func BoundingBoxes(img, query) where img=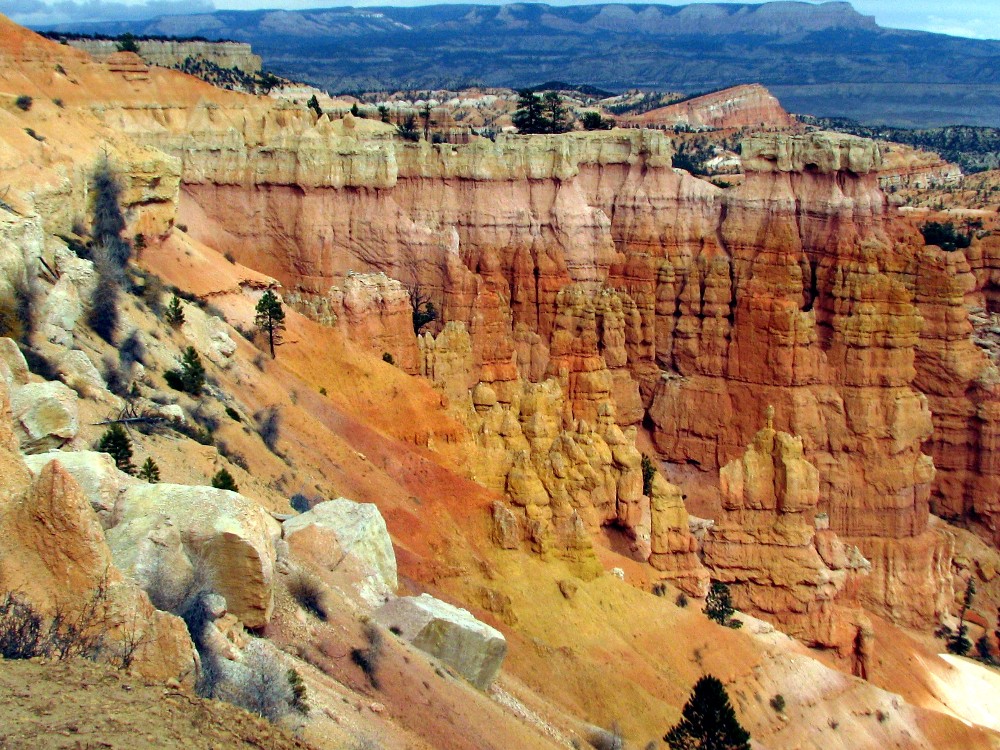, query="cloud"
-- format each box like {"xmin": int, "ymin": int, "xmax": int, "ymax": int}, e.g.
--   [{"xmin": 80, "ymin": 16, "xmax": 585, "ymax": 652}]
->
[
  {"xmin": 923, "ymin": 15, "xmax": 995, "ymax": 40},
  {"xmin": 1, "ymin": 0, "xmax": 215, "ymax": 26}
]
